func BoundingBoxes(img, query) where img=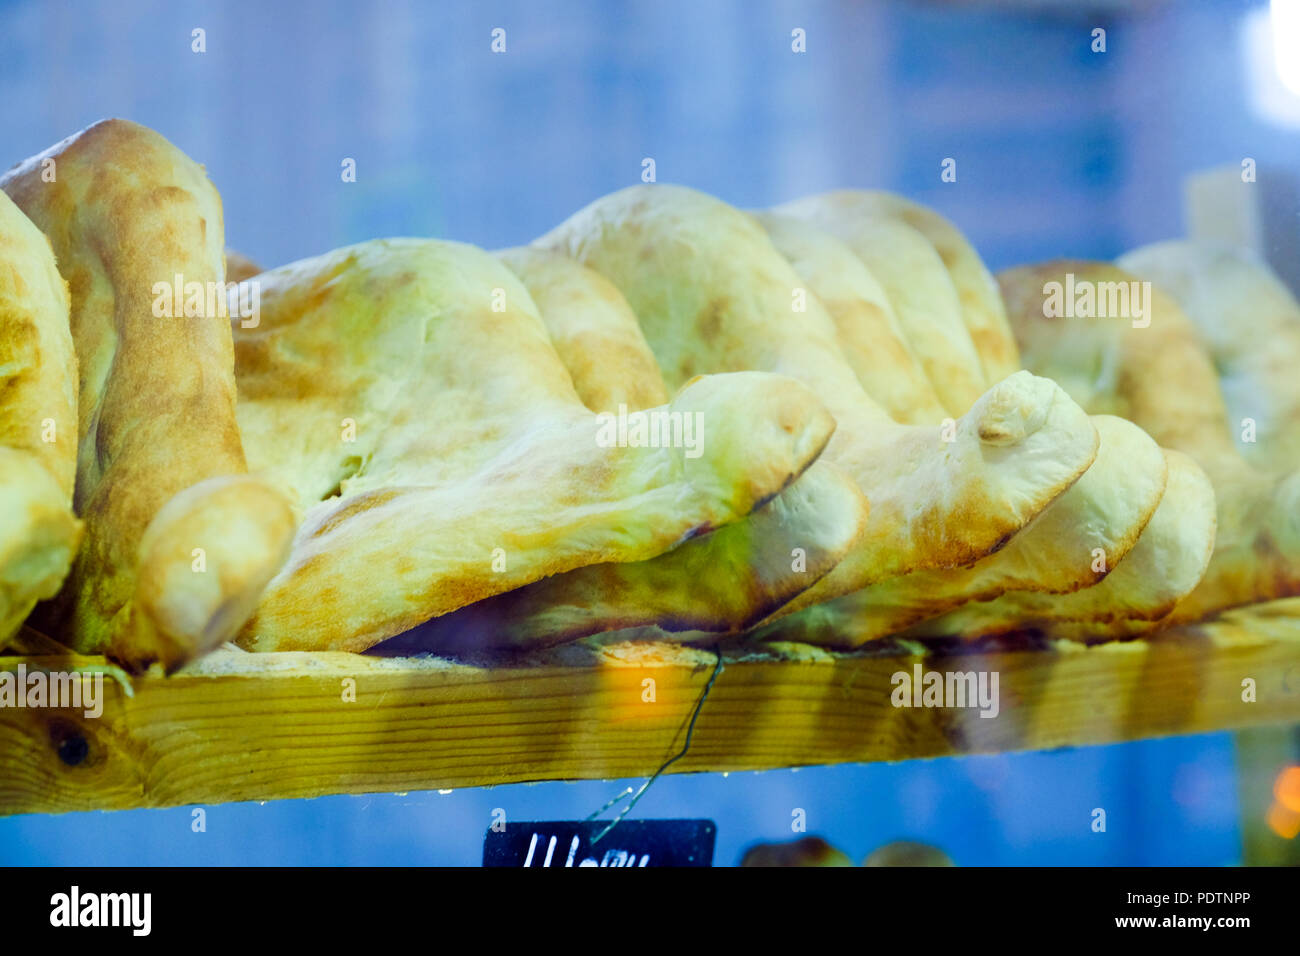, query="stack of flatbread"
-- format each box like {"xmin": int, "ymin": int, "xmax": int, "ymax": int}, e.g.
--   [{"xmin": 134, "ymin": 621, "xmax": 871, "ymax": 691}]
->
[{"xmin": 2, "ymin": 119, "xmax": 1295, "ymax": 672}]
